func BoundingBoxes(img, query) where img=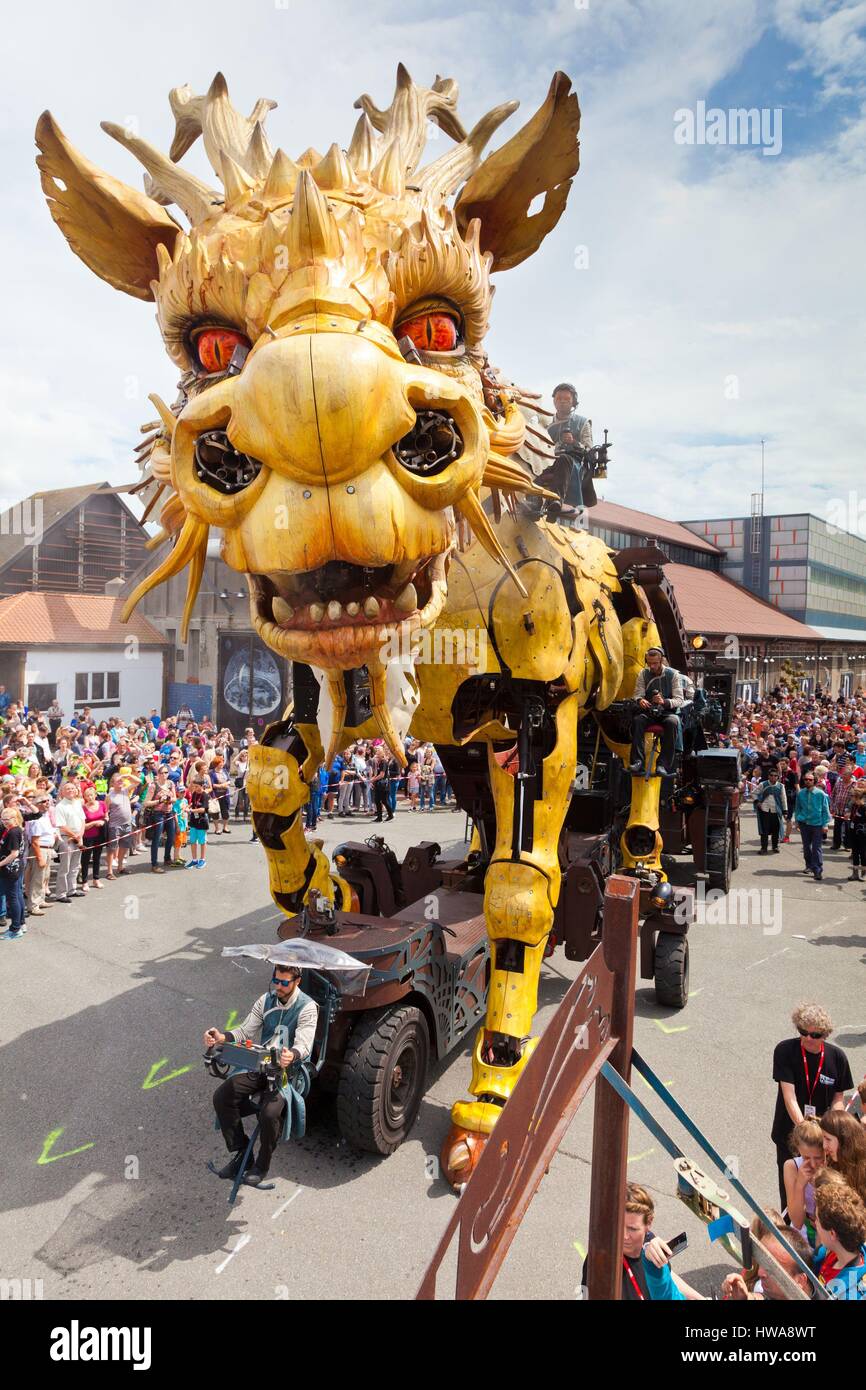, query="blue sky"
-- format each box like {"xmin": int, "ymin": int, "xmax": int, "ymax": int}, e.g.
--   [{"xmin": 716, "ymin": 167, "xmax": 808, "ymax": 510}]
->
[{"xmin": 2, "ymin": 0, "xmax": 864, "ymax": 525}]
